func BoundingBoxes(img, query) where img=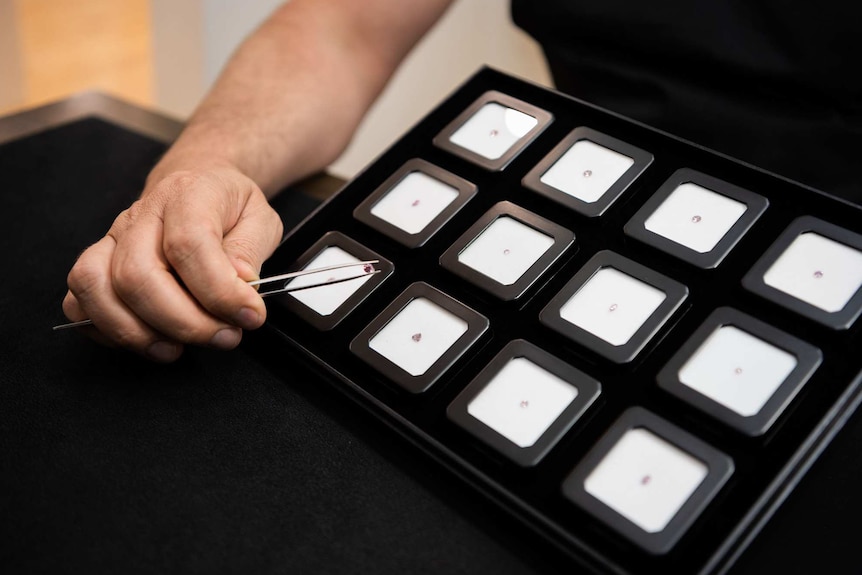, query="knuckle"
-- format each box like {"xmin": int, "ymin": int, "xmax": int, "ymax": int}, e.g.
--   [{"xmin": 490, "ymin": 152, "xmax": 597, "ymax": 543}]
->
[
  {"xmin": 108, "ymin": 206, "xmax": 134, "ymax": 235},
  {"xmin": 163, "ymin": 171, "xmax": 224, "ymax": 208},
  {"xmin": 61, "ymin": 291, "xmax": 82, "ymax": 319},
  {"xmin": 162, "ymin": 171, "xmax": 207, "ymax": 195},
  {"xmin": 149, "ymin": 171, "xmax": 214, "ymax": 214},
  {"xmin": 110, "ymin": 258, "xmax": 151, "ymax": 303},
  {"xmin": 124, "ymin": 200, "xmax": 150, "ymax": 222},
  {"xmin": 163, "ymin": 225, "xmax": 209, "ymax": 267},
  {"xmin": 112, "ymin": 196, "xmax": 162, "ymax": 231},
  {"xmin": 67, "ymin": 252, "xmax": 104, "ymax": 299}
]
